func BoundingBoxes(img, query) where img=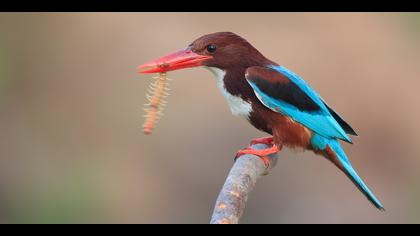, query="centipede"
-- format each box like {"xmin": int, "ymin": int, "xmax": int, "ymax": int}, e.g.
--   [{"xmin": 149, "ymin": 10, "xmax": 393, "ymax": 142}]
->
[{"xmin": 143, "ymin": 72, "xmax": 171, "ymax": 135}]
